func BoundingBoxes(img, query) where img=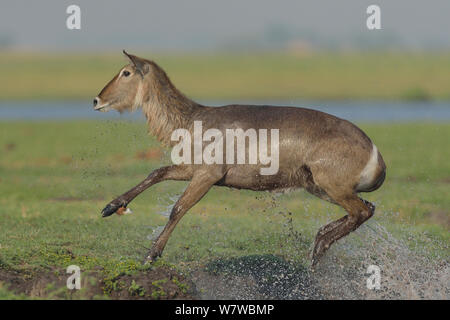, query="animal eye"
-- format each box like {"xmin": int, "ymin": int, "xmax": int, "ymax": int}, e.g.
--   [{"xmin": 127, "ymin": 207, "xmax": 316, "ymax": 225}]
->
[{"xmin": 123, "ymin": 70, "xmax": 130, "ymax": 77}]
